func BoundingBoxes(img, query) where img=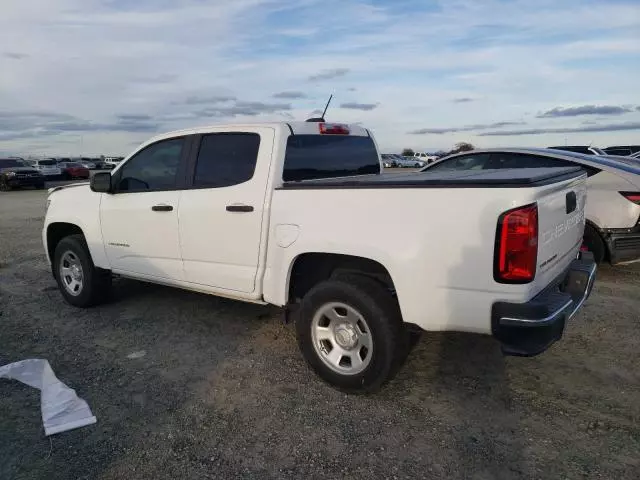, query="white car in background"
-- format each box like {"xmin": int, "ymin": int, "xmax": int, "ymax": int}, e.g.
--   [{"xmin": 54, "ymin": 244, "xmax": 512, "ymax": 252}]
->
[
  {"xmin": 396, "ymin": 156, "xmax": 425, "ymax": 168},
  {"xmin": 103, "ymin": 157, "xmax": 124, "ymax": 169},
  {"xmin": 422, "ymin": 148, "xmax": 640, "ymax": 264},
  {"xmin": 29, "ymin": 159, "xmax": 62, "ymax": 178},
  {"xmin": 414, "ymin": 152, "xmax": 439, "ymax": 163}
]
